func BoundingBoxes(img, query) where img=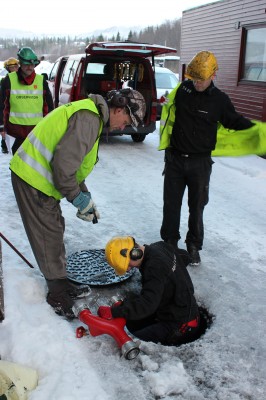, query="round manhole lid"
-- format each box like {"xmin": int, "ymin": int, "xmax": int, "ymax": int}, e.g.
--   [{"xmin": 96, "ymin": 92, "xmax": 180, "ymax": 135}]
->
[{"xmin": 66, "ymin": 249, "xmax": 134, "ymax": 286}]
